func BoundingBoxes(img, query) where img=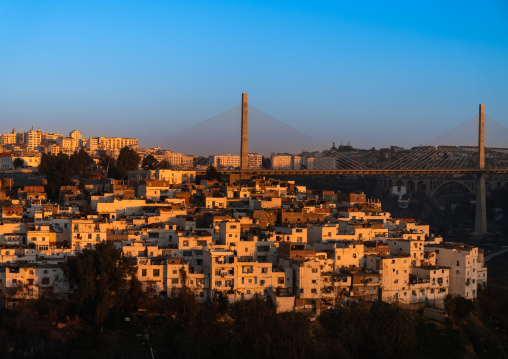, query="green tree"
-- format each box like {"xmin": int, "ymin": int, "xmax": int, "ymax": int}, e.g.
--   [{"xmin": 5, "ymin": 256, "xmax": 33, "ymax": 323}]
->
[
  {"xmin": 38, "ymin": 153, "xmax": 74, "ymax": 199},
  {"xmin": 13, "ymin": 157, "xmax": 24, "ymax": 169},
  {"xmin": 445, "ymin": 294, "xmax": 474, "ymax": 321},
  {"xmin": 159, "ymin": 159, "xmax": 172, "ymax": 169},
  {"xmin": 141, "ymin": 154, "xmax": 159, "ymax": 170},
  {"xmin": 206, "ymin": 164, "xmax": 221, "ymax": 181},
  {"xmin": 115, "ymin": 147, "xmax": 140, "ymax": 178},
  {"xmin": 98, "ymin": 154, "xmax": 115, "ymax": 177},
  {"xmin": 70, "ymin": 148, "xmax": 93, "ymax": 178},
  {"xmin": 63, "ymin": 241, "xmax": 137, "ymax": 324}
]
